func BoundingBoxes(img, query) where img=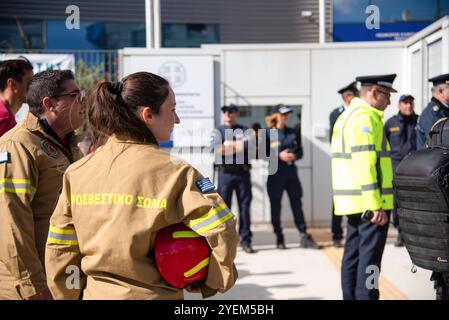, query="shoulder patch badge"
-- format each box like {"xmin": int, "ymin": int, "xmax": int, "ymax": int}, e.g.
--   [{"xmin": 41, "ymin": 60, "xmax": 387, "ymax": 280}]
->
[
  {"xmin": 389, "ymin": 126, "xmax": 400, "ymax": 133},
  {"xmin": 41, "ymin": 140, "xmax": 60, "ymax": 159},
  {"xmin": 0, "ymin": 151, "xmax": 10, "ymax": 164},
  {"xmin": 195, "ymin": 178, "xmax": 216, "ymax": 193},
  {"xmin": 361, "ymin": 126, "xmax": 371, "ymax": 133}
]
